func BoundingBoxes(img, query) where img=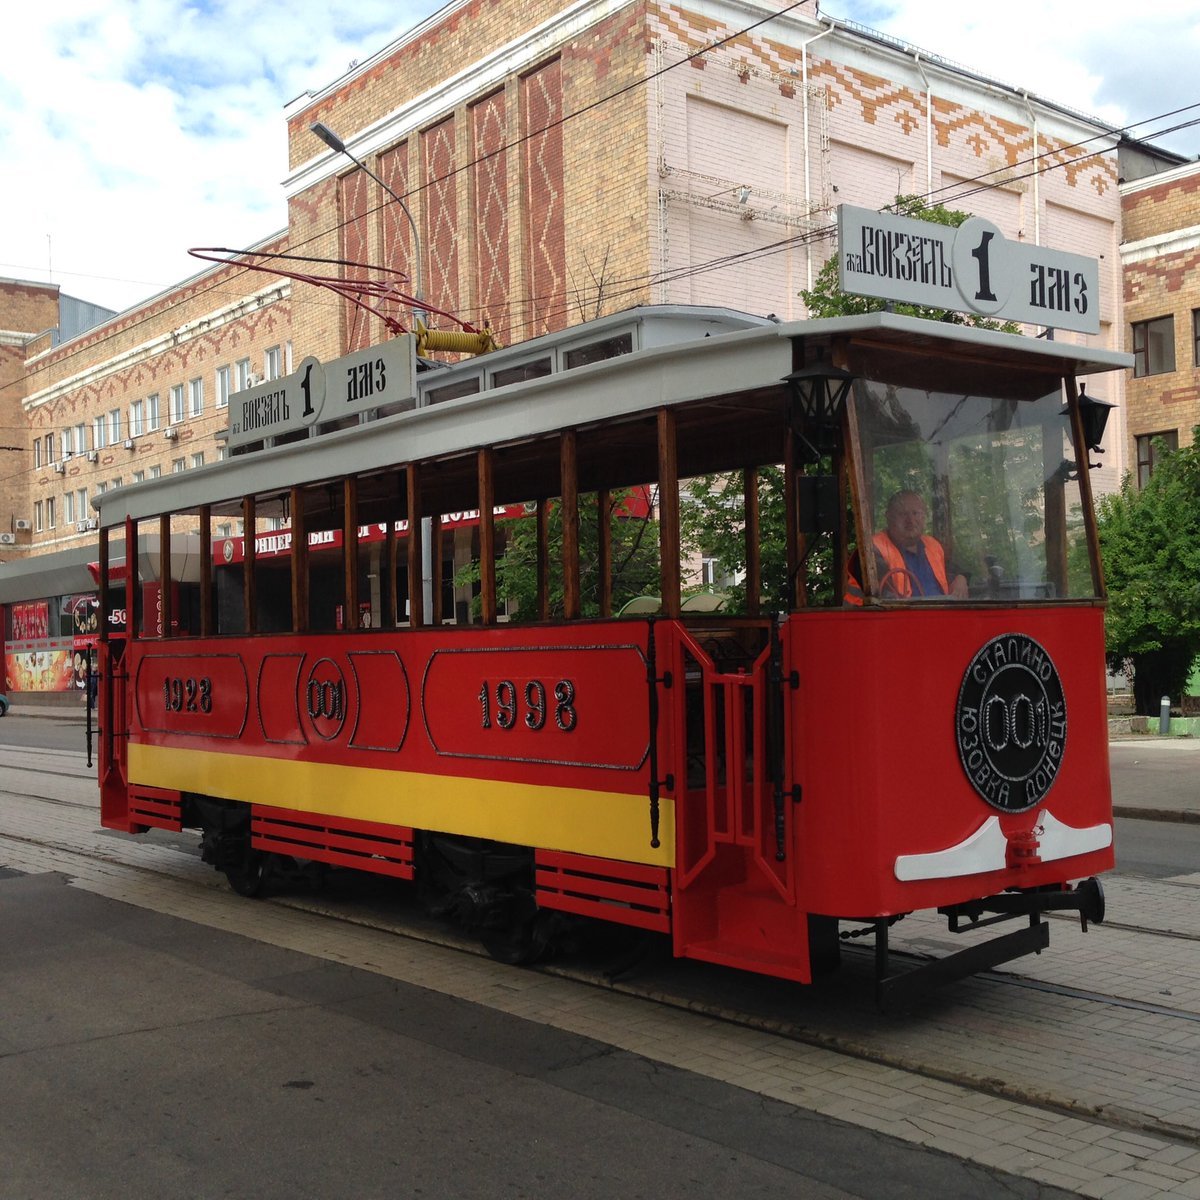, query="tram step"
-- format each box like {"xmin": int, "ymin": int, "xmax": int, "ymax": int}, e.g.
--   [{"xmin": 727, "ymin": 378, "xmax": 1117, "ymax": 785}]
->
[{"xmin": 681, "ymin": 936, "xmax": 810, "ymax": 984}]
